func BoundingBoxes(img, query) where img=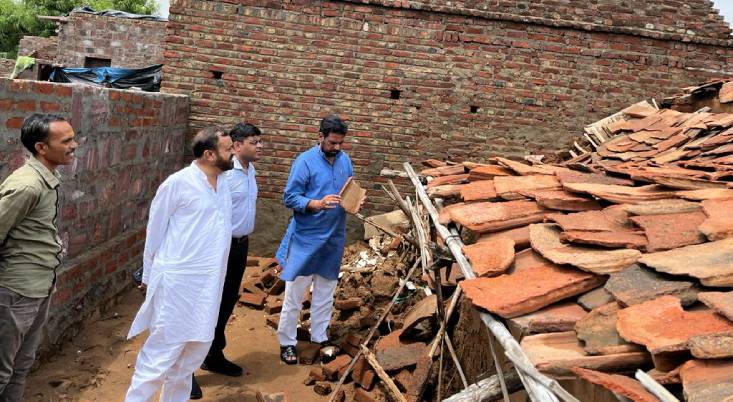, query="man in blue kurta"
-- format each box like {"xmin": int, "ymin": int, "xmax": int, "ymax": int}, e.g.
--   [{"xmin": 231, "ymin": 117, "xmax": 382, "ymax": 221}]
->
[{"xmin": 275, "ymin": 115, "xmax": 353, "ymax": 364}]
